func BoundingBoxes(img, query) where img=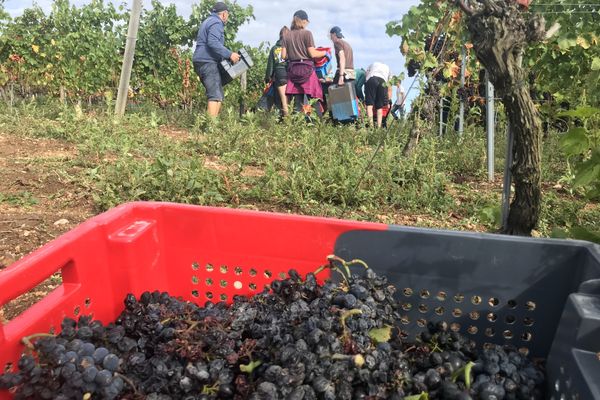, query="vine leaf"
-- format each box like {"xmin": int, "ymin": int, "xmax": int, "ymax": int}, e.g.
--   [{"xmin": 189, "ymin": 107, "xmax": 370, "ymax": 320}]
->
[
  {"xmin": 560, "ymin": 127, "xmax": 589, "ymax": 156},
  {"xmin": 368, "ymin": 325, "xmax": 392, "ymax": 344}
]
